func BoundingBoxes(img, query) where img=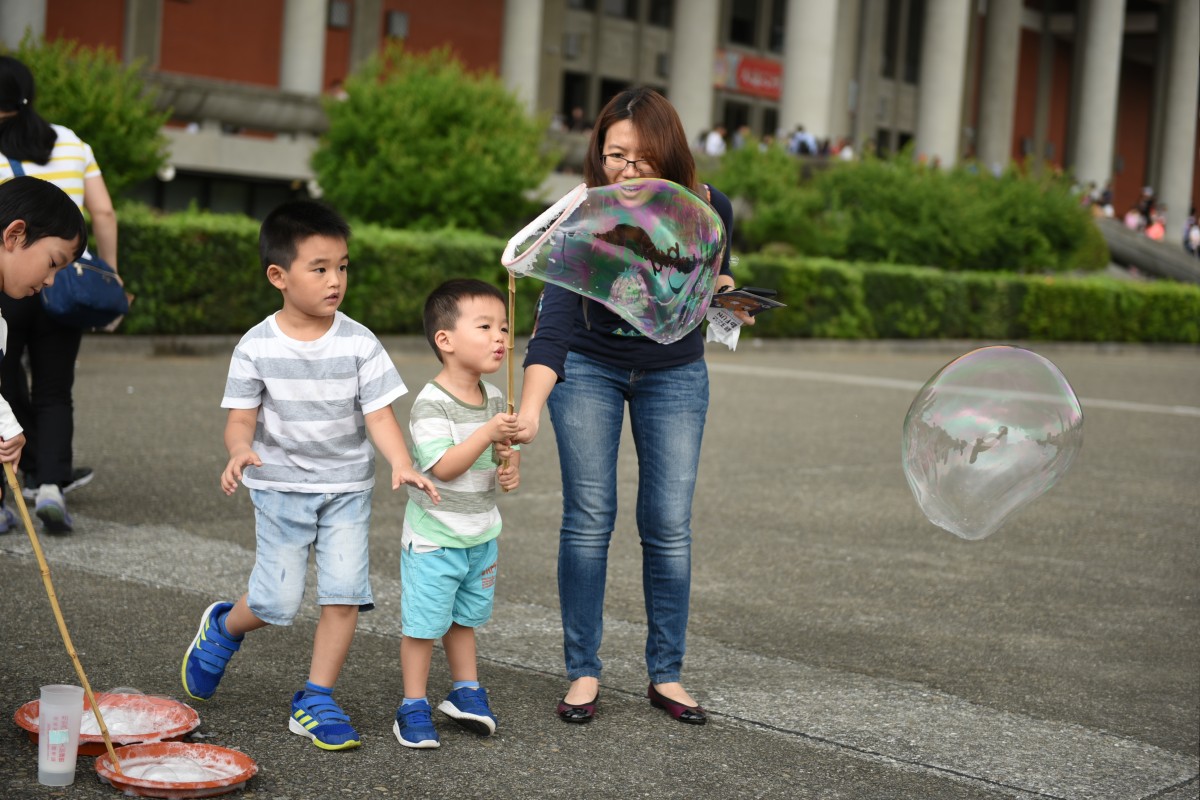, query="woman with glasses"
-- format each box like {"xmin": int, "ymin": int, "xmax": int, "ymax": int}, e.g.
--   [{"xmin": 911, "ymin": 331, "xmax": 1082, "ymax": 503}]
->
[{"xmin": 514, "ymin": 87, "xmax": 750, "ymax": 725}]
